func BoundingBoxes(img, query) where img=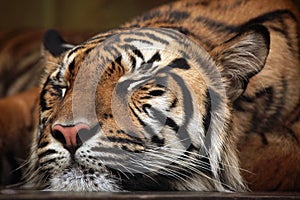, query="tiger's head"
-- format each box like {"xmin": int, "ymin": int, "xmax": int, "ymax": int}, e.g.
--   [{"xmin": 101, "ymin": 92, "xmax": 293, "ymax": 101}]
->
[{"xmin": 25, "ymin": 26, "xmax": 269, "ymax": 192}]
